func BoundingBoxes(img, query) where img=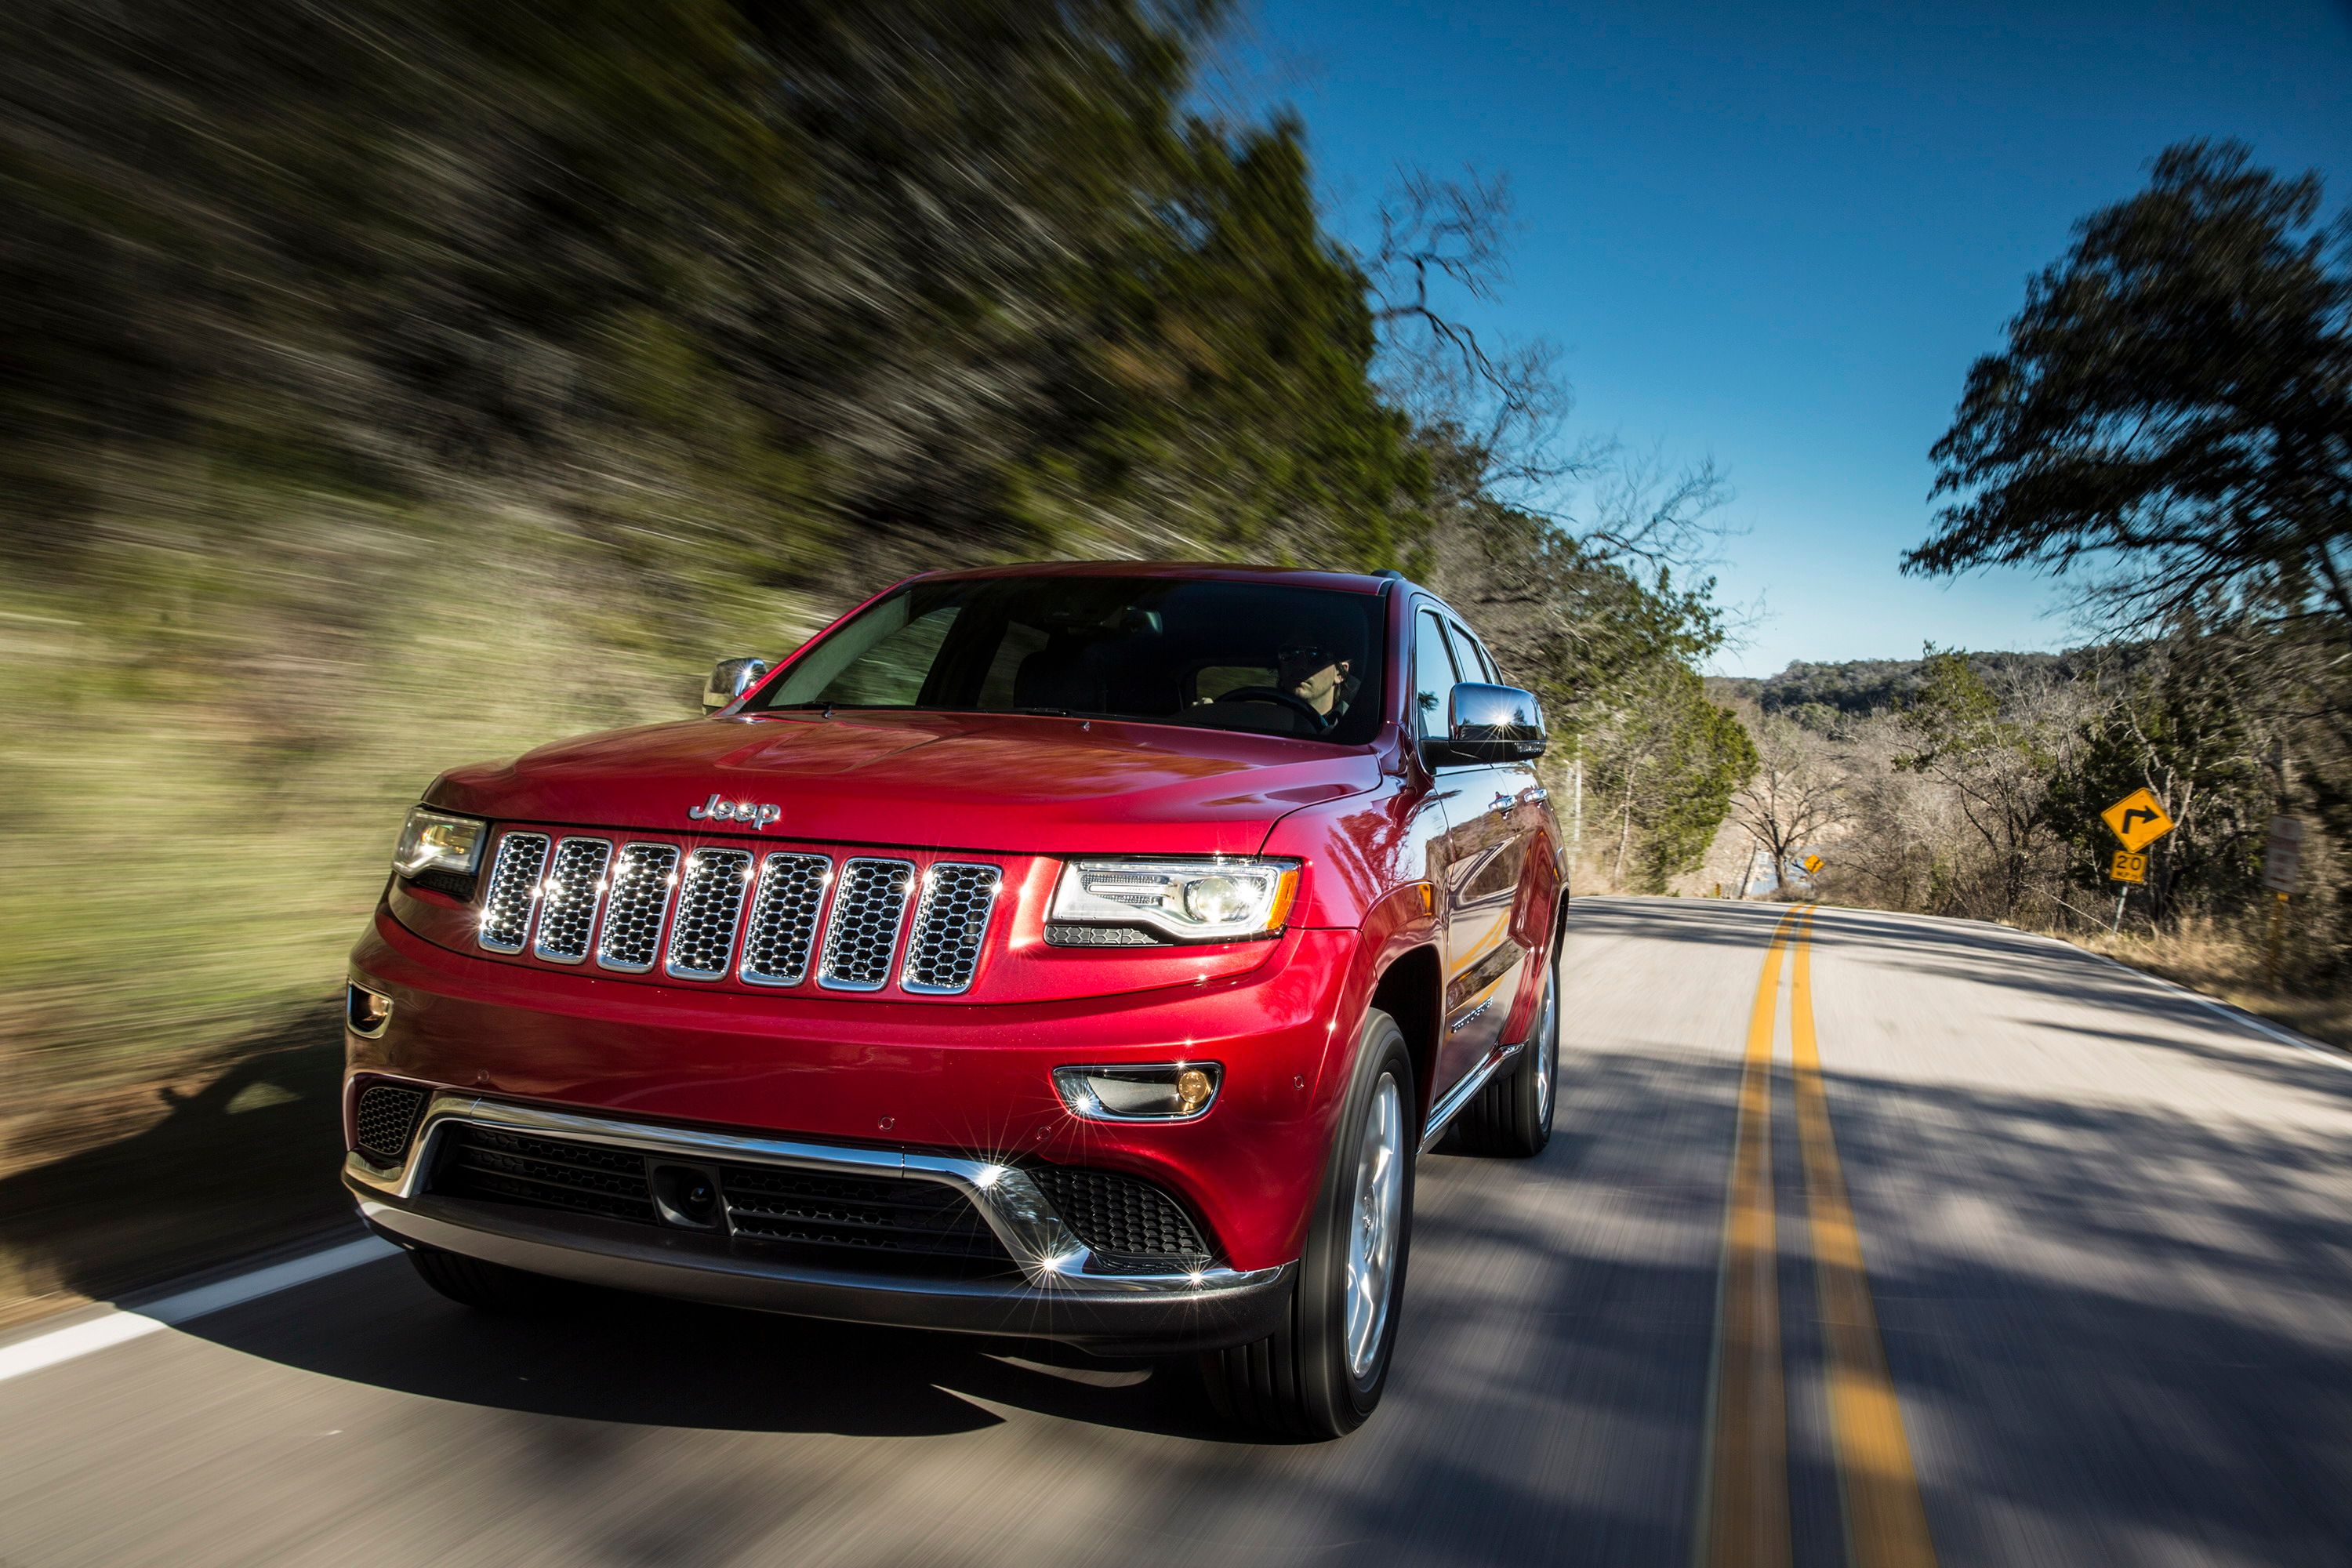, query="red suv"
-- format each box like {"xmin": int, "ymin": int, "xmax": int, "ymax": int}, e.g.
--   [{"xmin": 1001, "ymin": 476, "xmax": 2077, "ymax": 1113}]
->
[{"xmin": 345, "ymin": 563, "xmax": 1564, "ymax": 1436}]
